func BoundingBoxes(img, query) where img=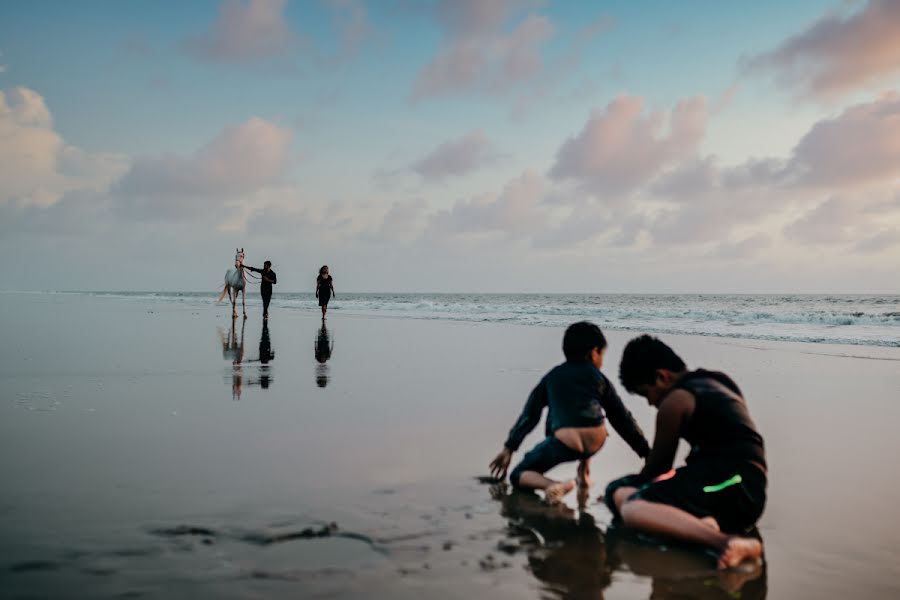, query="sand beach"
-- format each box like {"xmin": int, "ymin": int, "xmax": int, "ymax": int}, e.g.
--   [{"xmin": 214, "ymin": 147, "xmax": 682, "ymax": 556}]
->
[{"xmin": 2, "ymin": 291, "xmax": 899, "ymax": 599}]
